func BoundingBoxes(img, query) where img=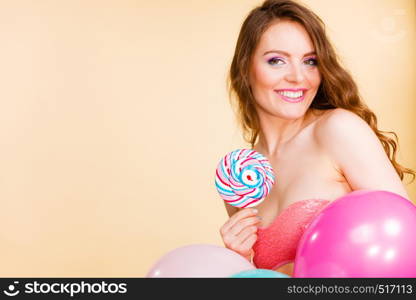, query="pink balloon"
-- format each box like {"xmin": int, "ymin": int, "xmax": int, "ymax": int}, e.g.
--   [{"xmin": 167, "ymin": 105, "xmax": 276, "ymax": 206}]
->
[
  {"xmin": 146, "ymin": 244, "xmax": 256, "ymax": 277},
  {"xmin": 294, "ymin": 190, "xmax": 416, "ymax": 277}
]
